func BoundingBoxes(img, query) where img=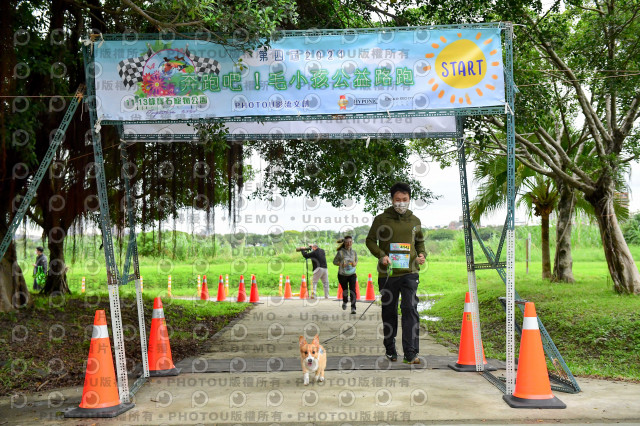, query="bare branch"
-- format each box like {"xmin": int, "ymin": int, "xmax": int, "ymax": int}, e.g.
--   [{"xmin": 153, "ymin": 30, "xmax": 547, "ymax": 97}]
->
[
  {"xmin": 488, "ymin": 117, "xmax": 595, "ymax": 193},
  {"xmin": 466, "ymin": 138, "xmax": 556, "ymax": 179},
  {"xmin": 523, "ymin": 16, "xmax": 613, "ymax": 152},
  {"xmin": 121, "ymin": 0, "xmax": 165, "ymax": 30},
  {"xmin": 518, "ymin": 155, "xmax": 556, "ymax": 178},
  {"xmin": 567, "ymin": 126, "xmax": 586, "ymax": 154},
  {"xmin": 466, "ymin": 143, "xmax": 508, "ymax": 157},
  {"xmin": 484, "ymin": 120, "xmax": 557, "ymax": 178},
  {"xmin": 612, "ymin": 4, "xmax": 640, "ymax": 37},
  {"xmin": 556, "ymin": 88, "xmax": 574, "ymax": 153},
  {"xmin": 515, "ymin": 140, "xmax": 558, "ymax": 178},
  {"xmin": 536, "ymin": 125, "xmax": 596, "ymax": 186},
  {"xmin": 535, "ymin": 127, "xmax": 560, "ymax": 164},
  {"xmin": 619, "ymin": 95, "xmax": 640, "ymax": 138},
  {"xmin": 119, "ymin": 0, "xmax": 204, "ymax": 31},
  {"xmin": 511, "ymin": 140, "xmax": 563, "ymax": 179},
  {"xmin": 25, "ymin": 211, "xmax": 44, "ymax": 229},
  {"xmin": 570, "ymin": 122, "xmax": 591, "ymax": 155},
  {"xmin": 574, "ymin": 4, "xmax": 605, "ymax": 15},
  {"xmin": 620, "ymin": 155, "xmax": 640, "ymax": 164},
  {"xmin": 535, "ymin": 0, "xmax": 563, "ymax": 25},
  {"xmin": 173, "ymin": 20, "xmax": 205, "ymax": 28},
  {"xmin": 351, "ymin": 0, "xmax": 397, "ymax": 19},
  {"xmin": 573, "ymin": 135, "xmax": 587, "ymax": 162}
]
